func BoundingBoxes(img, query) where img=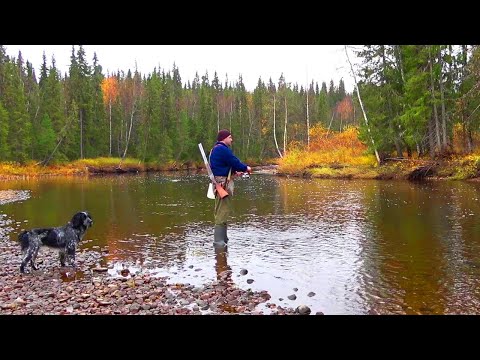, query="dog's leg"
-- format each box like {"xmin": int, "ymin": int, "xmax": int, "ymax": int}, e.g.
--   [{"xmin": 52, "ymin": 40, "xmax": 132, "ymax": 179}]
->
[
  {"xmin": 20, "ymin": 249, "xmax": 31, "ymax": 273},
  {"xmin": 66, "ymin": 243, "xmax": 76, "ymax": 268},
  {"xmin": 30, "ymin": 244, "xmax": 40, "ymax": 270},
  {"xmin": 20, "ymin": 243, "xmax": 39, "ymax": 273},
  {"xmin": 59, "ymin": 251, "xmax": 66, "ymax": 267}
]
